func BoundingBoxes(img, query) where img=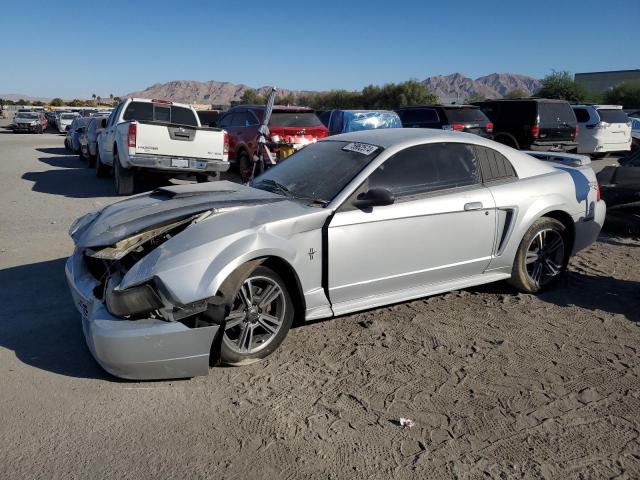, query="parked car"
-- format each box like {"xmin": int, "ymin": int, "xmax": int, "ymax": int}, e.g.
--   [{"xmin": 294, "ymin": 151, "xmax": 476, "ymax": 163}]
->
[
  {"xmin": 97, "ymin": 97, "xmax": 229, "ymax": 194},
  {"xmin": 396, "ymin": 104, "xmax": 493, "ymax": 138},
  {"xmin": 65, "ymin": 117, "xmax": 91, "ymax": 152},
  {"xmin": 318, "ymin": 110, "xmax": 402, "ymax": 135},
  {"xmin": 474, "ymin": 99, "xmax": 578, "ymax": 152},
  {"xmin": 217, "ymin": 105, "xmax": 328, "ymax": 181},
  {"xmin": 66, "ymin": 128, "xmax": 604, "ymax": 379},
  {"xmin": 79, "ymin": 116, "xmax": 109, "ymax": 165},
  {"xmin": 58, "ymin": 112, "xmax": 80, "ymax": 134},
  {"xmin": 571, "ymin": 105, "xmax": 631, "ymax": 158},
  {"xmin": 631, "ymin": 117, "xmax": 640, "ymax": 150},
  {"xmin": 12, "ymin": 111, "xmax": 47, "ymax": 133}
]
